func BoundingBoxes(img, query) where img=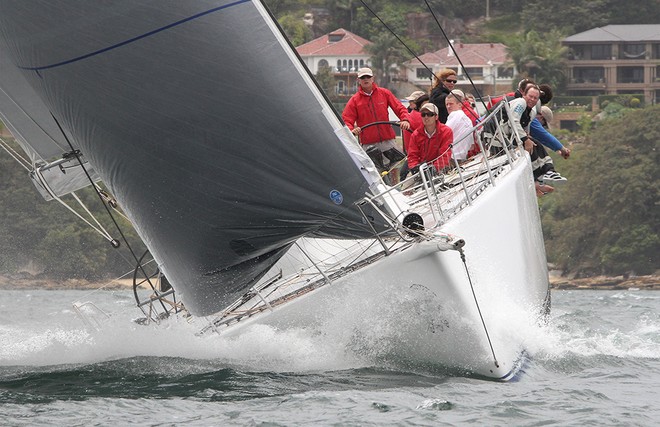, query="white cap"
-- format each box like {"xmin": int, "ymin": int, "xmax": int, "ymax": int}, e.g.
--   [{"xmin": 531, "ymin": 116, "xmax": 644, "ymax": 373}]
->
[
  {"xmin": 405, "ymin": 90, "xmax": 426, "ymax": 101},
  {"xmin": 420, "ymin": 103, "xmax": 439, "ymax": 115},
  {"xmin": 357, "ymin": 67, "xmax": 373, "ymax": 78}
]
